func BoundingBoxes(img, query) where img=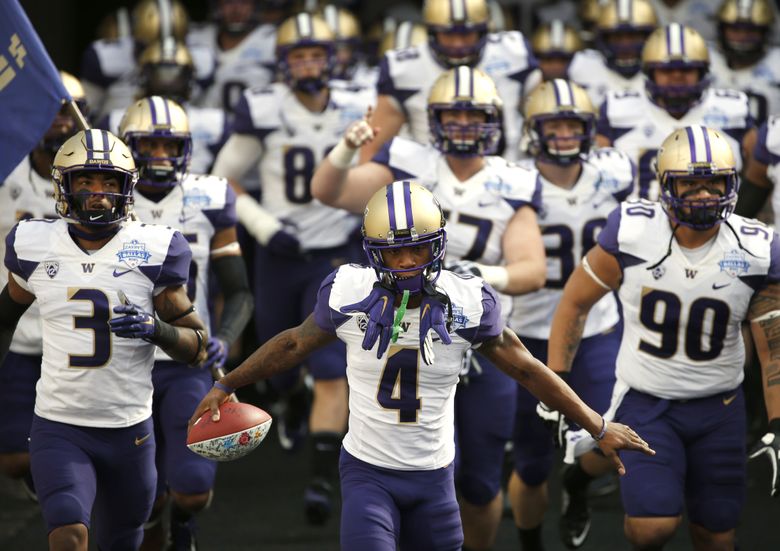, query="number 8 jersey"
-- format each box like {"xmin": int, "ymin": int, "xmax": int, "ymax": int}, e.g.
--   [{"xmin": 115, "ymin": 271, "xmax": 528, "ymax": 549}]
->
[
  {"xmin": 233, "ymin": 82, "xmax": 374, "ymax": 249},
  {"xmin": 599, "ymin": 201, "xmax": 780, "ymax": 399}
]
